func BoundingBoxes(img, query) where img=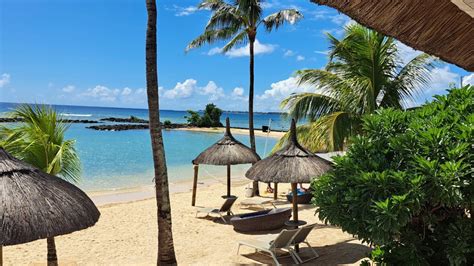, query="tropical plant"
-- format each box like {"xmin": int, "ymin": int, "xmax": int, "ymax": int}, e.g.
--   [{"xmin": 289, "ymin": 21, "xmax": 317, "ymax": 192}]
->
[
  {"xmin": 0, "ymin": 104, "xmax": 81, "ymax": 266},
  {"xmin": 186, "ymin": 0, "xmax": 302, "ymax": 195},
  {"xmin": 145, "ymin": 0, "xmax": 177, "ymax": 264},
  {"xmin": 278, "ymin": 23, "xmax": 436, "ymax": 152},
  {"xmin": 312, "ymin": 86, "xmax": 474, "ymax": 265},
  {"xmin": 186, "ymin": 103, "xmax": 223, "ymax": 127}
]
